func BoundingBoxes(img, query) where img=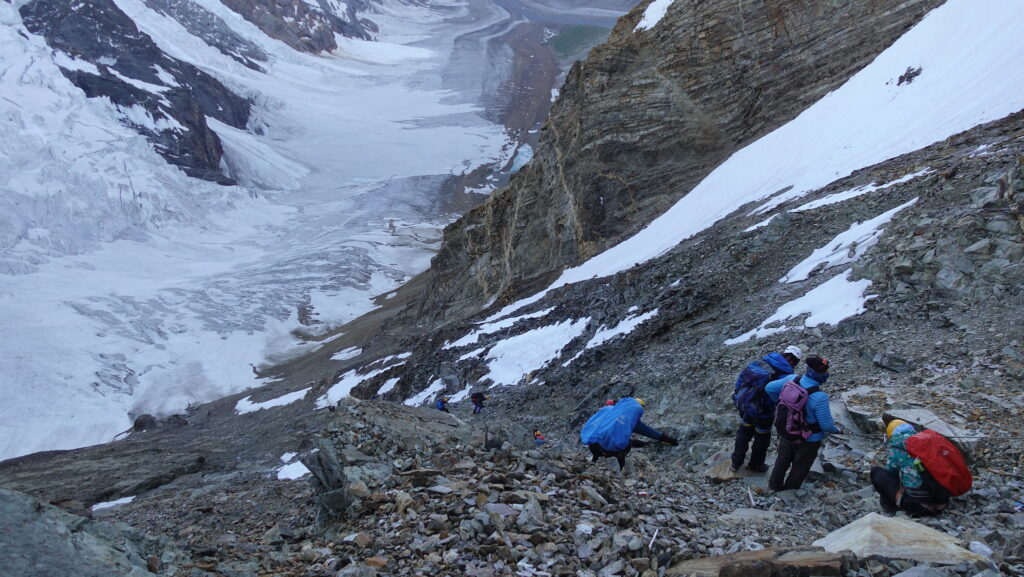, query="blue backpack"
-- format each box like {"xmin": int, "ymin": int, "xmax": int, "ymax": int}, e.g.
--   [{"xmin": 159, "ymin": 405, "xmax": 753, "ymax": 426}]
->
[
  {"xmin": 580, "ymin": 398, "xmax": 644, "ymax": 452},
  {"xmin": 733, "ymin": 357, "xmax": 788, "ymax": 419}
]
